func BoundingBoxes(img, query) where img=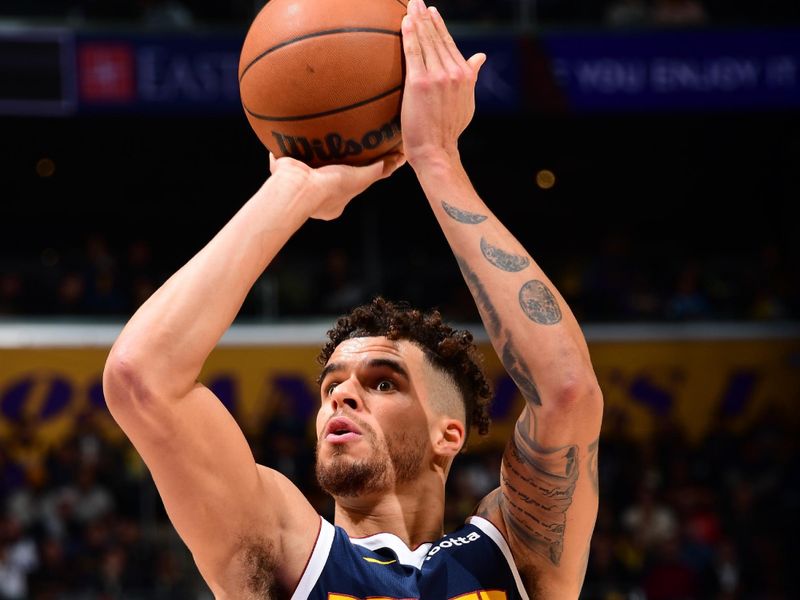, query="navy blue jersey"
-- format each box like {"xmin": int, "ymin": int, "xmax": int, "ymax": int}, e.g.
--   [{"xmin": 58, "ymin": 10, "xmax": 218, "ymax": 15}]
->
[{"xmin": 291, "ymin": 516, "xmax": 529, "ymax": 600}]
